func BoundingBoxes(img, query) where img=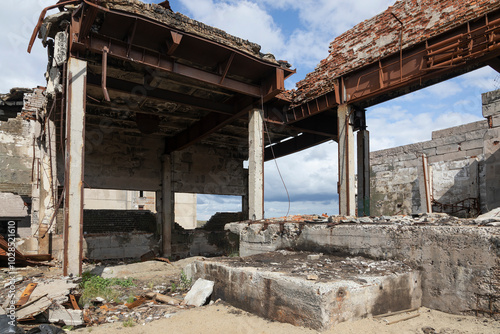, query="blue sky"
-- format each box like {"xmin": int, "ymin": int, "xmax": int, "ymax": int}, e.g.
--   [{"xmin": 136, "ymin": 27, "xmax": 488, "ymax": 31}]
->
[{"xmin": 0, "ymin": 0, "xmax": 497, "ymax": 220}]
